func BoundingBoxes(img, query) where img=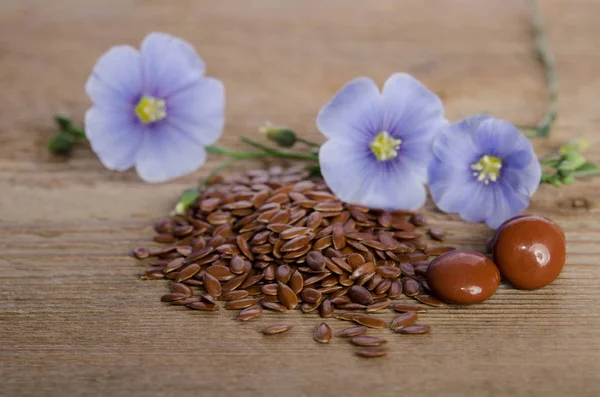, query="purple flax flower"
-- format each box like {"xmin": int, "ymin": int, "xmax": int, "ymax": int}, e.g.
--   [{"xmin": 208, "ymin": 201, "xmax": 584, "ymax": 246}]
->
[
  {"xmin": 428, "ymin": 115, "xmax": 541, "ymax": 229},
  {"xmin": 85, "ymin": 32, "xmax": 225, "ymax": 183},
  {"xmin": 316, "ymin": 73, "xmax": 446, "ymax": 210}
]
